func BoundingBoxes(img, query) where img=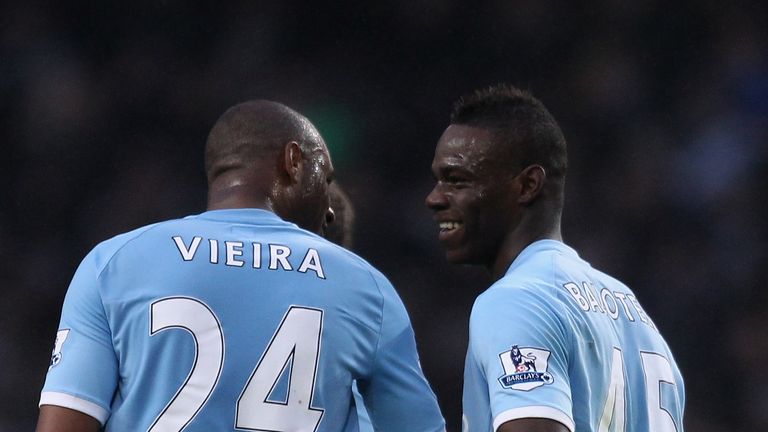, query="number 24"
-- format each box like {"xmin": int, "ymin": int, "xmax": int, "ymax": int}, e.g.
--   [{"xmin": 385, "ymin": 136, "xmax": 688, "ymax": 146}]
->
[{"xmin": 148, "ymin": 297, "xmax": 324, "ymax": 432}]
